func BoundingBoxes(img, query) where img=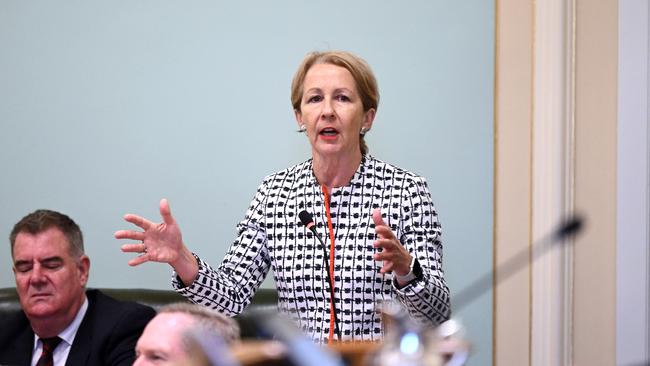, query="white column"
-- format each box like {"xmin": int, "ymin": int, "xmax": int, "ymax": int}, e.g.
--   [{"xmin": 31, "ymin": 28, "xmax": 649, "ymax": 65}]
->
[{"xmin": 531, "ymin": 0, "xmax": 575, "ymax": 365}]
